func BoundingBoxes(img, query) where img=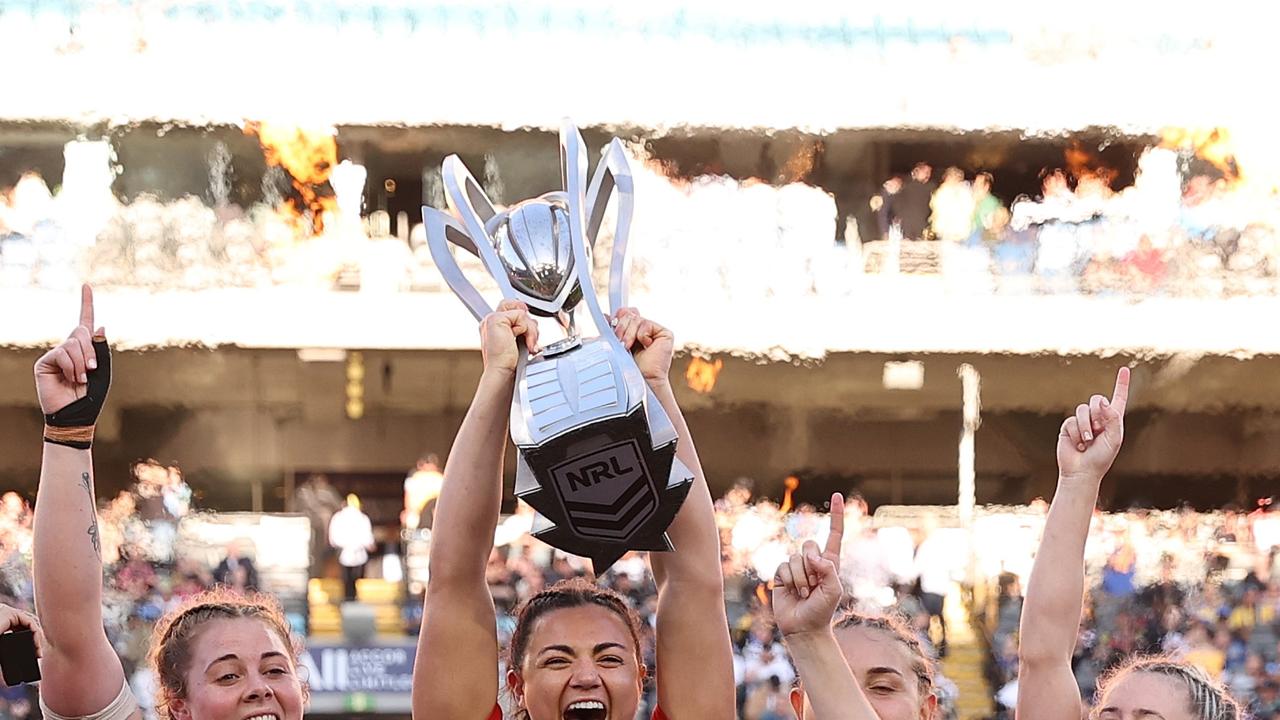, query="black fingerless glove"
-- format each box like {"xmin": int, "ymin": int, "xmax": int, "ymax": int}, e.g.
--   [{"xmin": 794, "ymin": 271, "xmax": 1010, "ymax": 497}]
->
[{"xmin": 44, "ymin": 338, "xmax": 112, "ymax": 450}]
